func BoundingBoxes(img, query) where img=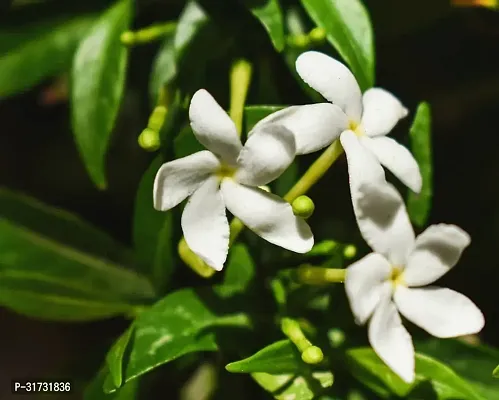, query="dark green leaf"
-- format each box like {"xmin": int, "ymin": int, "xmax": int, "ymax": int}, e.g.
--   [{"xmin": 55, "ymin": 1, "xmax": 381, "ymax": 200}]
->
[
  {"xmin": 0, "ymin": 15, "xmax": 95, "ymax": 98},
  {"xmin": 132, "ymin": 156, "xmax": 174, "ymax": 291},
  {"xmin": 226, "ymin": 340, "xmax": 301, "ymax": 374},
  {"xmin": 252, "ymin": 370, "xmax": 334, "ymax": 400},
  {"xmin": 0, "ymin": 190, "xmax": 155, "ymax": 321},
  {"xmin": 149, "ymin": 31, "xmax": 176, "ymax": 106},
  {"xmin": 220, "ymin": 244, "xmax": 255, "ymax": 296},
  {"xmin": 274, "ymin": 161, "xmax": 298, "ymax": 197},
  {"xmin": 106, "ymin": 325, "xmax": 135, "ymax": 389},
  {"xmin": 174, "ymin": 124, "xmax": 204, "ymax": 158},
  {"xmin": 71, "ymin": 0, "xmax": 132, "ymax": 189},
  {"xmin": 493, "ymin": 365, "xmax": 499, "ymax": 379},
  {"xmin": 300, "ymin": 0, "xmax": 374, "ymax": 90},
  {"xmin": 346, "ymin": 347, "xmax": 484, "ymax": 400},
  {"xmin": 174, "ymin": 1, "xmax": 210, "ymax": 56},
  {"xmin": 84, "ymin": 368, "xmax": 139, "ymax": 400},
  {"xmin": 244, "ymin": 105, "xmax": 286, "ymax": 133},
  {"xmin": 243, "ymin": 0, "xmax": 285, "ymax": 51},
  {"xmin": 114, "ymin": 288, "xmax": 251, "ymax": 390},
  {"xmin": 417, "ymin": 339, "xmax": 499, "ymax": 398},
  {"xmin": 407, "ymin": 102, "xmax": 433, "ymax": 227}
]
